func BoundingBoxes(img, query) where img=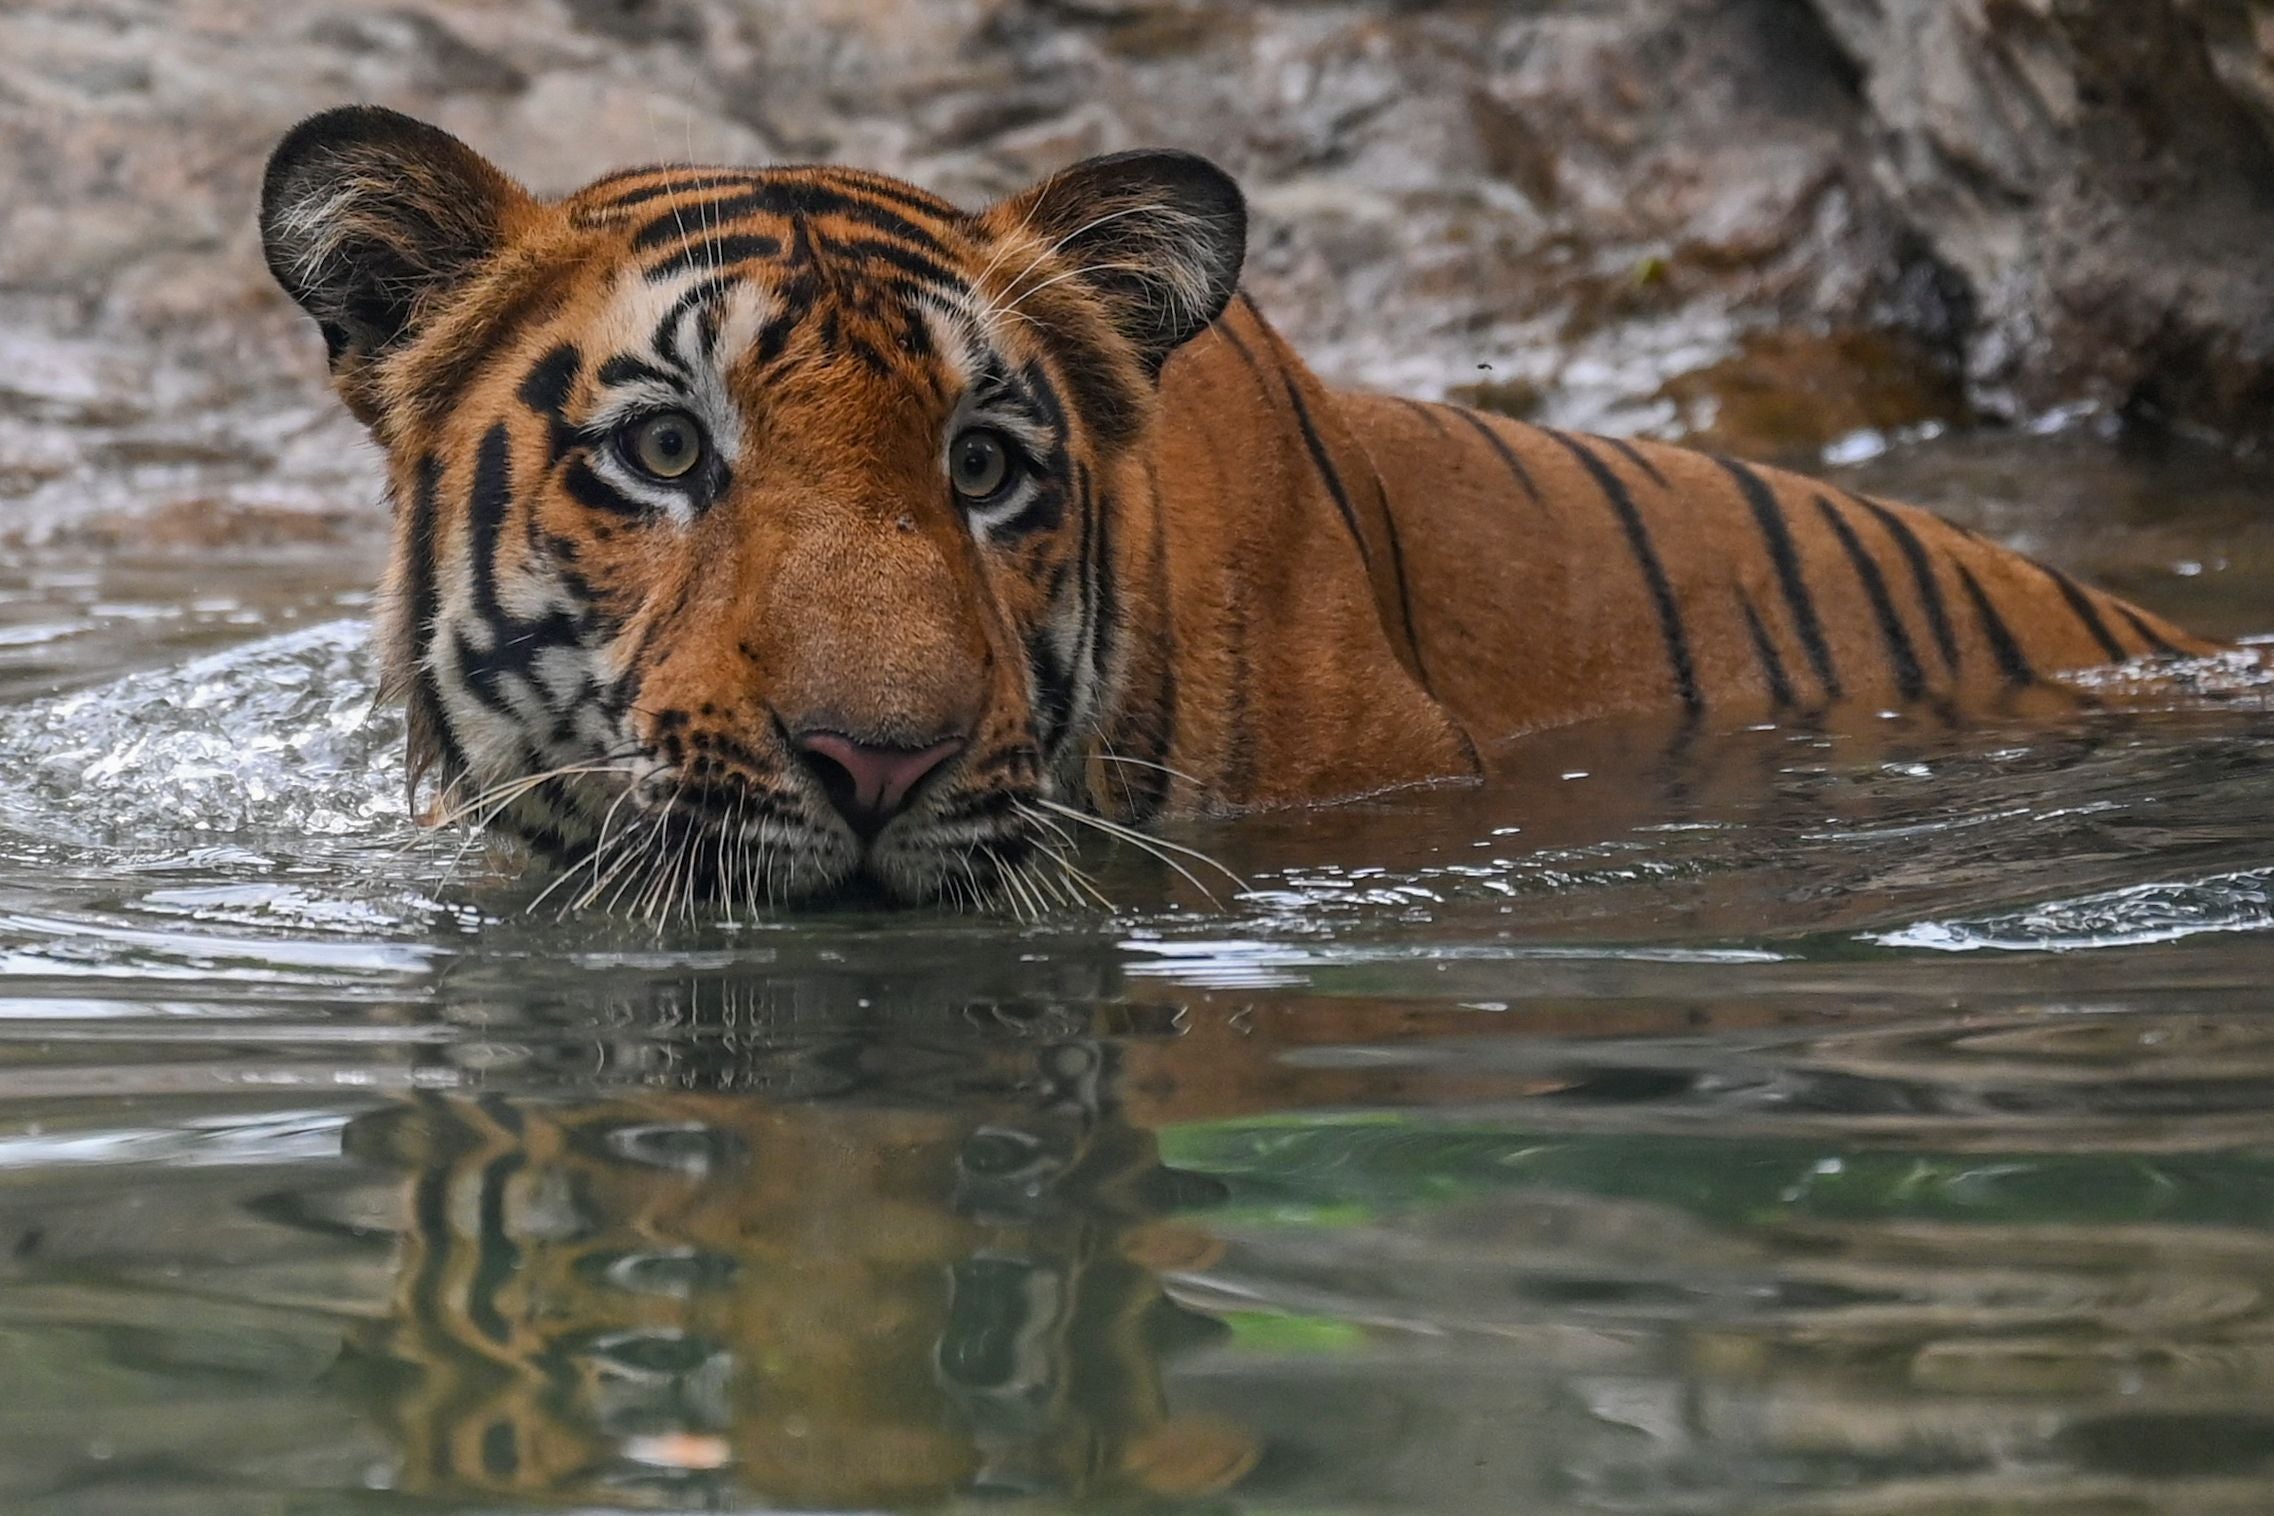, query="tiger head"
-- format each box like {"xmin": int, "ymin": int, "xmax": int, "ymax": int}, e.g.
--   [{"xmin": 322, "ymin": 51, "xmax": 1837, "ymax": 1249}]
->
[{"xmin": 258, "ymin": 106, "xmax": 1244, "ymax": 907}]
